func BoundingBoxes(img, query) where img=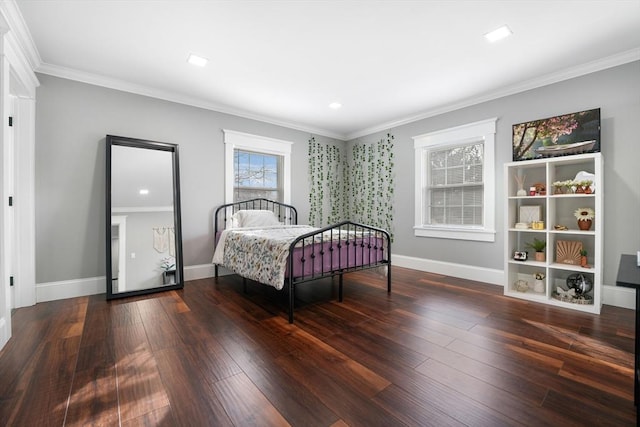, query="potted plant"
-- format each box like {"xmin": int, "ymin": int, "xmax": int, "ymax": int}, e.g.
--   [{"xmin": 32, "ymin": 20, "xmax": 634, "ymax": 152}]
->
[
  {"xmin": 580, "ymin": 249, "xmax": 588, "ymax": 268},
  {"xmin": 574, "ymin": 207, "xmax": 595, "ymax": 231},
  {"xmin": 533, "ymin": 272, "xmax": 545, "ymax": 293},
  {"xmin": 525, "ymin": 238, "xmax": 546, "ymax": 262},
  {"xmin": 552, "ymin": 181, "xmax": 565, "ymax": 194},
  {"xmin": 564, "ymin": 180, "xmax": 576, "ymax": 194},
  {"xmin": 578, "ymin": 180, "xmax": 593, "ymax": 194}
]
